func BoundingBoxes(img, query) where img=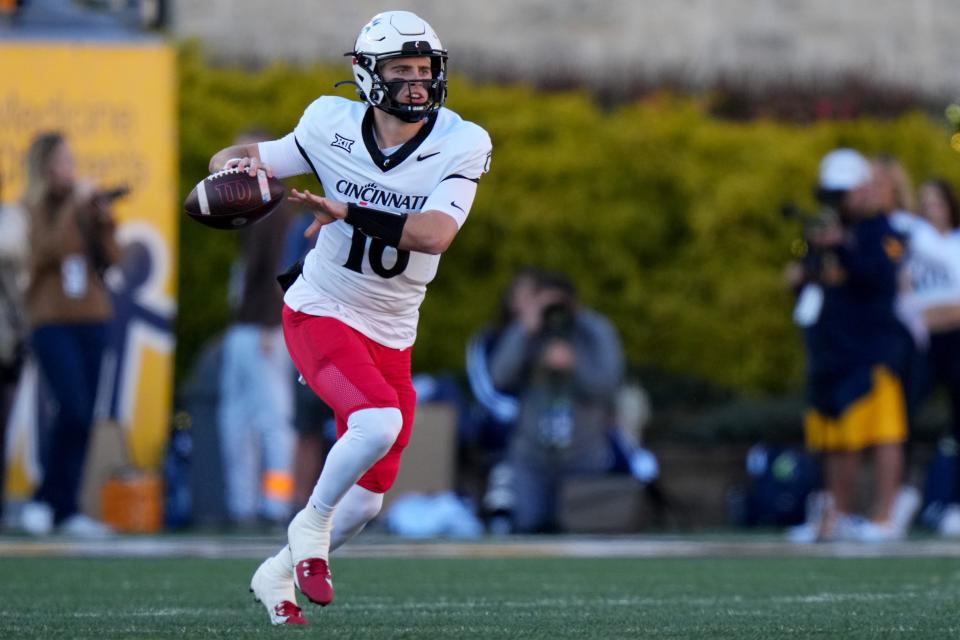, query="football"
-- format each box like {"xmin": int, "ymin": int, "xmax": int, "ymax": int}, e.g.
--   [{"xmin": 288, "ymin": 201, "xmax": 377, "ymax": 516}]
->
[{"xmin": 184, "ymin": 167, "xmax": 285, "ymax": 230}]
